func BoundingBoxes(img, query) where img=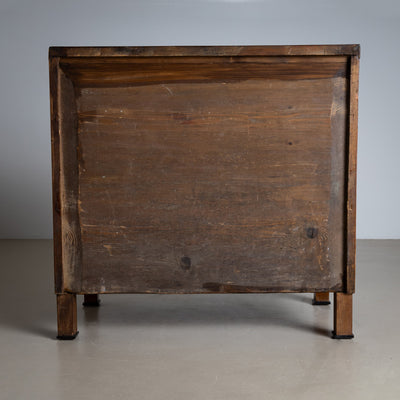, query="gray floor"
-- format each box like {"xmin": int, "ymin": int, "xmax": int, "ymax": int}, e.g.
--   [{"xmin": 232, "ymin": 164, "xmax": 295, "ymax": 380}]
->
[{"xmin": 0, "ymin": 240, "xmax": 399, "ymax": 399}]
